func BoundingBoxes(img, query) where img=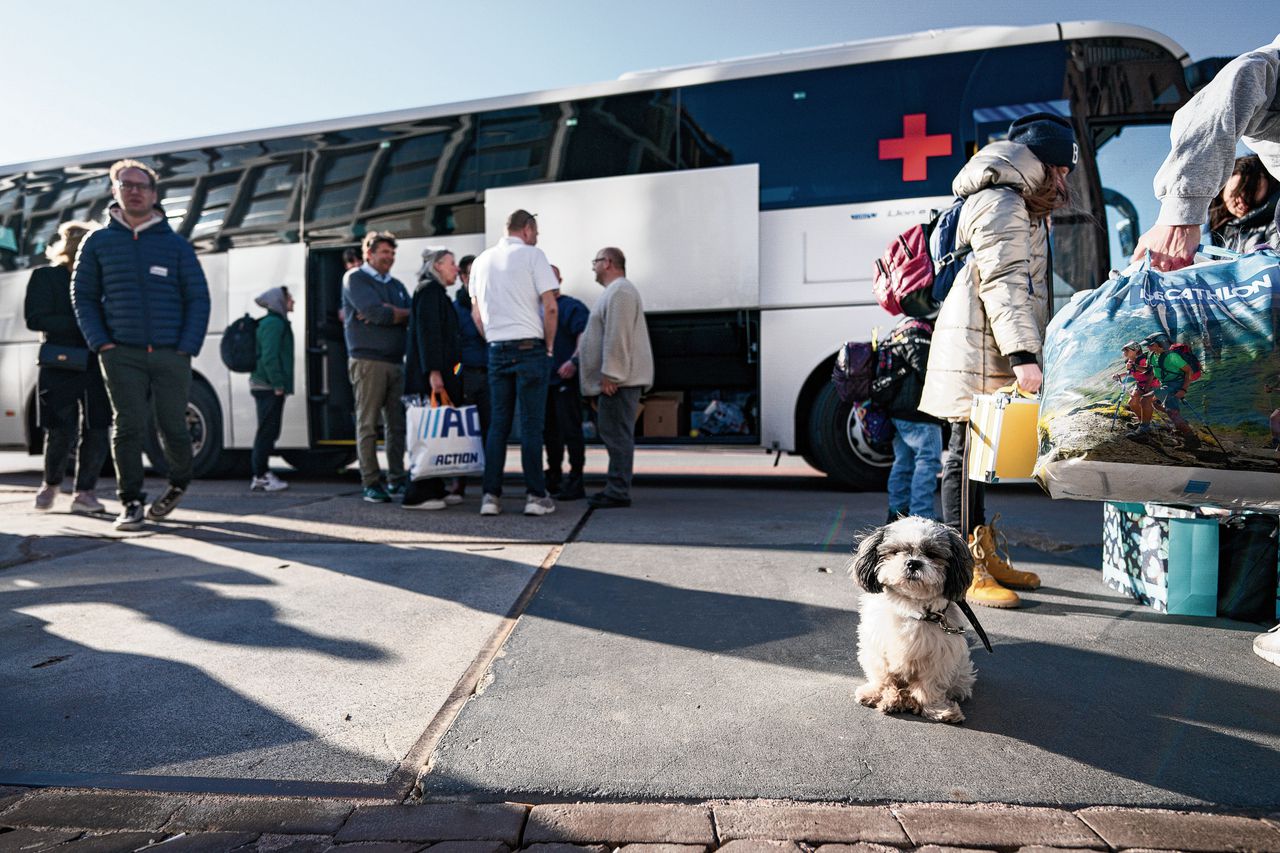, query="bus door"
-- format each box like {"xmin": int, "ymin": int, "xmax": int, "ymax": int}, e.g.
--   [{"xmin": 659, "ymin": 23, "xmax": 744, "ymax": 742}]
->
[{"xmin": 304, "ymin": 246, "xmax": 357, "ymax": 448}]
